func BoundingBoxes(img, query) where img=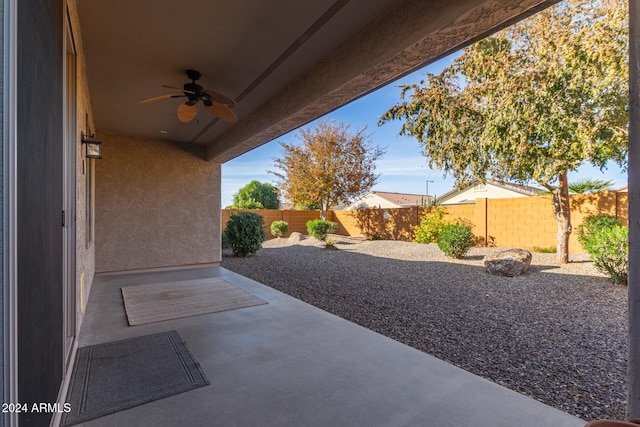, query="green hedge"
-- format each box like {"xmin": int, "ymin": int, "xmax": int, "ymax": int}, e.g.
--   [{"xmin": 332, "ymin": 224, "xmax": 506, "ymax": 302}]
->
[
  {"xmin": 437, "ymin": 224, "xmax": 473, "ymax": 258},
  {"xmin": 306, "ymin": 219, "xmax": 338, "ymax": 241},
  {"xmin": 224, "ymin": 212, "xmax": 266, "ymax": 256}
]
